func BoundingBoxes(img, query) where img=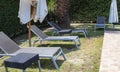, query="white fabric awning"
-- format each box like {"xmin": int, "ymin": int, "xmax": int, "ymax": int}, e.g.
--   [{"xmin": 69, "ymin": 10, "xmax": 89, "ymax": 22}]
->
[
  {"xmin": 35, "ymin": 0, "xmax": 48, "ymax": 23},
  {"xmin": 108, "ymin": 0, "xmax": 119, "ymax": 23},
  {"xmin": 18, "ymin": 0, "xmax": 48, "ymax": 24}
]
